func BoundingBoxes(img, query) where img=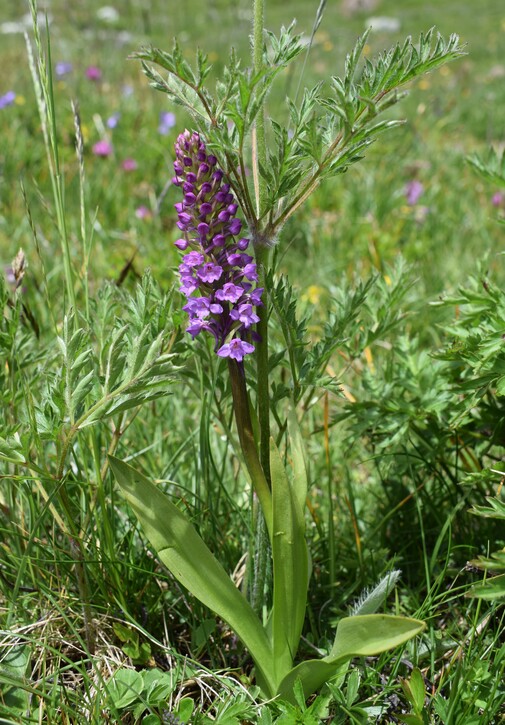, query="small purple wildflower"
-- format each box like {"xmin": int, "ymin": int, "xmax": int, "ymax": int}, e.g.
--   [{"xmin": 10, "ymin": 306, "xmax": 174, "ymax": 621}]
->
[
  {"xmin": 172, "ymin": 129, "xmax": 263, "ymax": 359},
  {"xmin": 405, "ymin": 180, "xmax": 424, "ymax": 206},
  {"xmin": 106, "ymin": 112, "xmax": 121, "ymax": 129},
  {"xmin": 158, "ymin": 111, "xmax": 176, "ymax": 135},
  {"xmin": 55, "ymin": 62, "xmax": 73, "ymax": 77},
  {"xmin": 92, "ymin": 140, "xmax": 113, "ymax": 157},
  {"xmin": 0, "ymin": 91, "xmax": 16, "ymax": 109},
  {"xmin": 86, "ymin": 65, "xmax": 102, "ymax": 81}
]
